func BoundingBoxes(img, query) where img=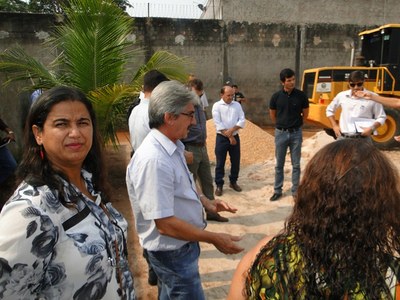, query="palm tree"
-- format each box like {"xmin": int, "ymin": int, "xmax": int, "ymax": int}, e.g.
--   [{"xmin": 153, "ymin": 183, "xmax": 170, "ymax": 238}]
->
[{"xmin": 0, "ymin": 0, "xmax": 192, "ymax": 145}]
